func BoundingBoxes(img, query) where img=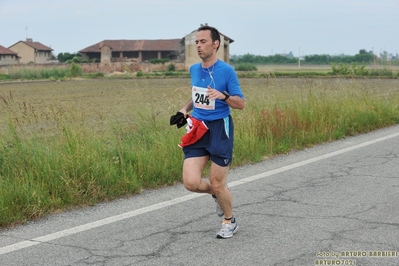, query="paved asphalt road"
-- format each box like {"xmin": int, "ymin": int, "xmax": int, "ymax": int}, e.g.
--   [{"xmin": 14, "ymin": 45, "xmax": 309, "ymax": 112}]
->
[{"xmin": 1, "ymin": 125, "xmax": 399, "ymax": 266}]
